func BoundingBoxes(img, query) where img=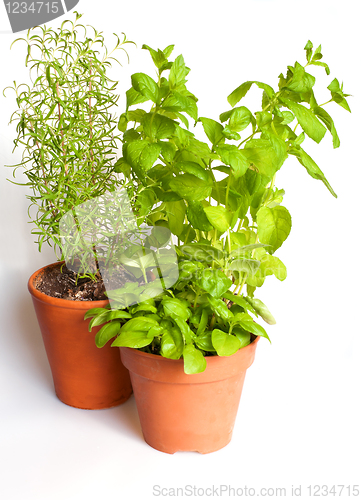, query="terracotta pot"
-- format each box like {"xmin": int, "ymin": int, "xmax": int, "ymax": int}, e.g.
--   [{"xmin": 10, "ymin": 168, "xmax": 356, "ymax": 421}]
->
[
  {"xmin": 120, "ymin": 336, "xmax": 259, "ymax": 454},
  {"xmin": 28, "ymin": 262, "xmax": 132, "ymax": 409}
]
